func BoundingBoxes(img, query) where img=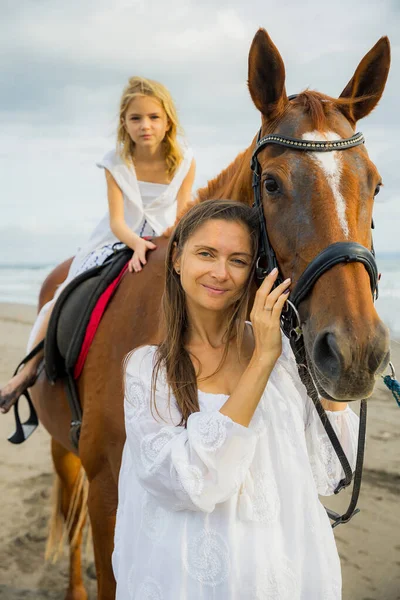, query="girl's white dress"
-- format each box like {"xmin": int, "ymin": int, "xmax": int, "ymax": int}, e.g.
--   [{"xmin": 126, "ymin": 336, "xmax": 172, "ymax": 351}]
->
[
  {"xmin": 113, "ymin": 334, "xmax": 359, "ymax": 600},
  {"xmin": 27, "ymin": 147, "xmax": 193, "ymax": 350}
]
